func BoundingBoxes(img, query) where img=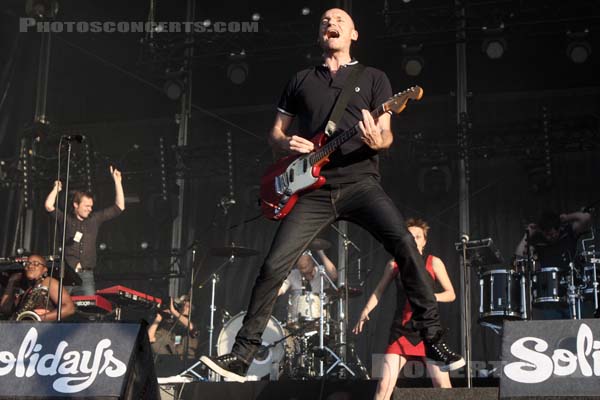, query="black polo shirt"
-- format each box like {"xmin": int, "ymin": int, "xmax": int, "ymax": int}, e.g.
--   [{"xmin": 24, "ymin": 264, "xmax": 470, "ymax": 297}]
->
[
  {"xmin": 277, "ymin": 61, "xmax": 393, "ymax": 184},
  {"xmin": 50, "ymin": 205, "xmax": 122, "ymax": 271}
]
